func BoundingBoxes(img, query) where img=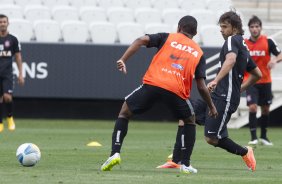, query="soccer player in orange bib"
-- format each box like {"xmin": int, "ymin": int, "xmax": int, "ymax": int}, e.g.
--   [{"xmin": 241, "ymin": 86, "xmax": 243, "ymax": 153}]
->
[
  {"xmin": 101, "ymin": 15, "xmax": 218, "ymax": 174},
  {"xmin": 244, "ymin": 16, "xmax": 282, "ymax": 146}
]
